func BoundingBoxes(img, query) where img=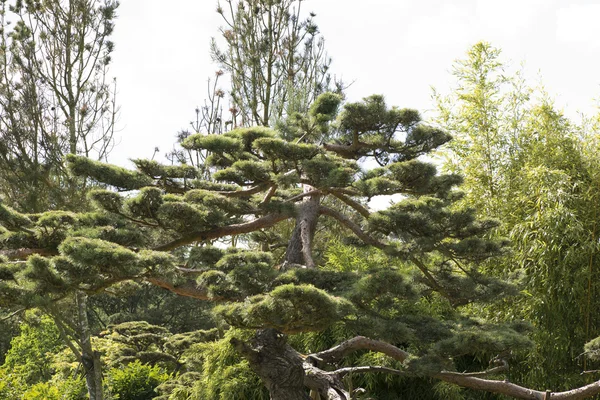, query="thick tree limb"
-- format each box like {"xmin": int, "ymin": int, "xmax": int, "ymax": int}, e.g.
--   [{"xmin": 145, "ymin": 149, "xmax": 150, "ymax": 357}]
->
[
  {"xmin": 154, "ymin": 212, "xmax": 293, "ymax": 251},
  {"xmin": 308, "ymin": 335, "xmax": 600, "ymax": 399},
  {"xmin": 309, "ymin": 335, "xmax": 410, "ymax": 365}
]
